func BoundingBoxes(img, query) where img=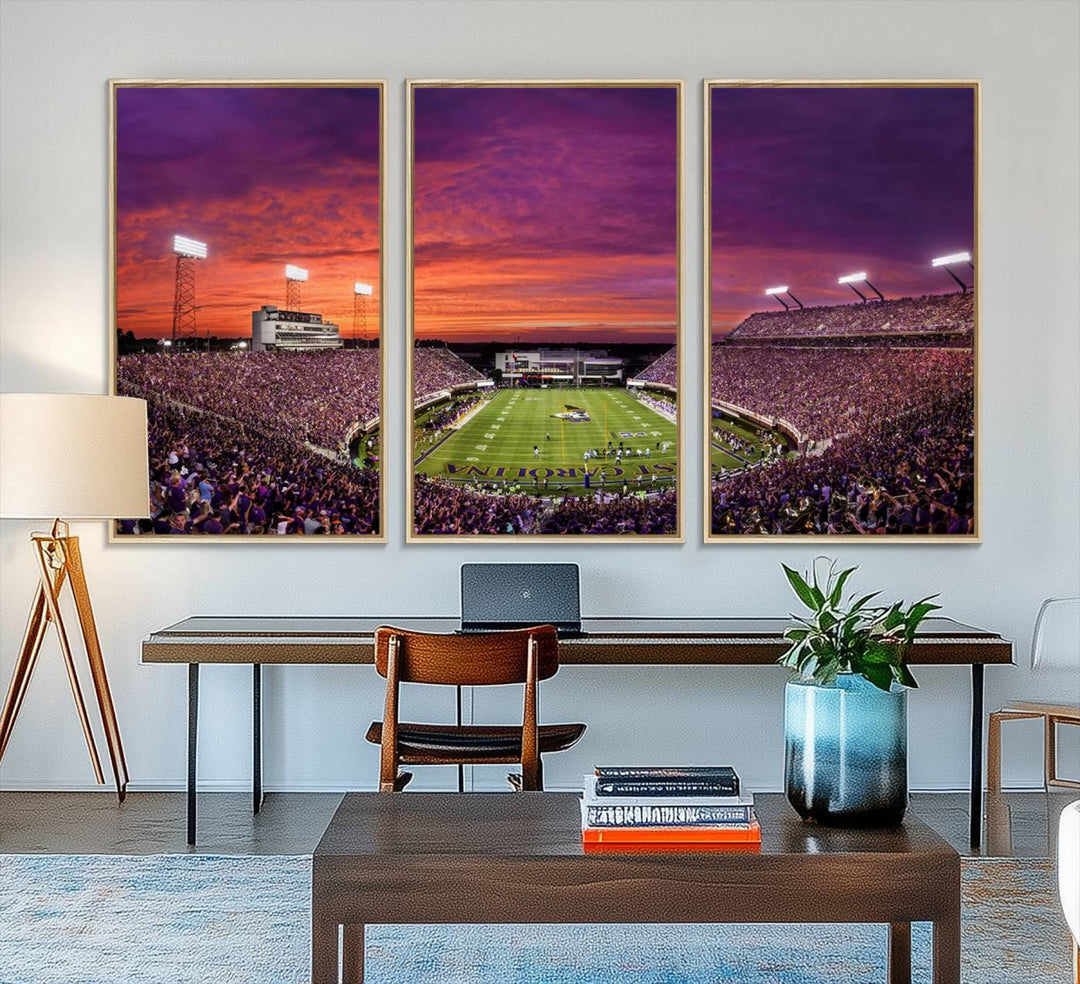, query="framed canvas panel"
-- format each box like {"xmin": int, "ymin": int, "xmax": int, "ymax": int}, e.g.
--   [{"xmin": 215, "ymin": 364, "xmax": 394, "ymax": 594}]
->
[
  {"xmin": 407, "ymin": 80, "xmax": 682, "ymax": 542},
  {"xmin": 705, "ymin": 81, "xmax": 980, "ymax": 542},
  {"xmin": 108, "ymin": 80, "xmax": 385, "ymax": 541}
]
